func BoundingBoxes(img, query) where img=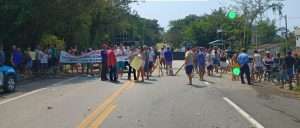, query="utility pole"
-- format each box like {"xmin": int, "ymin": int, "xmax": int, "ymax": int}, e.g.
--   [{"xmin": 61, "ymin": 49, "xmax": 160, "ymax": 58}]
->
[{"xmin": 285, "ymin": 15, "xmax": 288, "ymax": 55}]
